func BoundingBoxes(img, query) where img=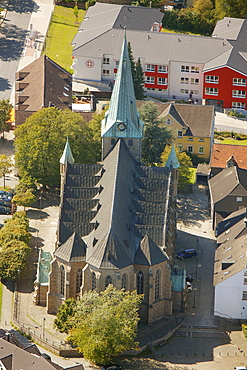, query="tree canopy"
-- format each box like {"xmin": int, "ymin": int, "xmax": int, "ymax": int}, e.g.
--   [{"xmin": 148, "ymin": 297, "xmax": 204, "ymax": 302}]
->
[
  {"xmin": 14, "ymin": 108, "xmax": 102, "ymax": 188},
  {"xmin": 139, "ymin": 101, "xmax": 173, "ymax": 166},
  {"xmin": 128, "ymin": 43, "xmax": 145, "ymax": 101},
  {"xmin": 0, "ymin": 155, "xmax": 12, "ymax": 188},
  {"xmin": 0, "ymin": 99, "xmax": 13, "ymax": 138},
  {"xmin": 215, "ymin": 0, "xmax": 247, "ymax": 18},
  {"xmin": 55, "ymin": 285, "xmax": 142, "ymax": 365},
  {"xmin": 160, "ymin": 145, "xmax": 193, "ymax": 188}
]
